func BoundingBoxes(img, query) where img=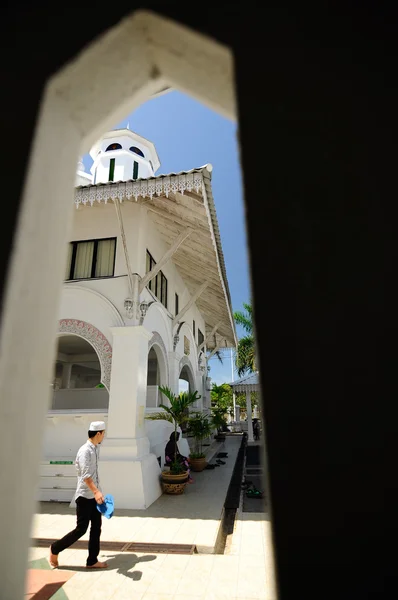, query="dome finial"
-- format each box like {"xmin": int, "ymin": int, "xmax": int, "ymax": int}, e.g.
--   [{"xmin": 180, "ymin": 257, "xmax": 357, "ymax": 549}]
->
[{"xmin": 77, "ymin": 156, "xmax": 85, "ymax": 172}]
